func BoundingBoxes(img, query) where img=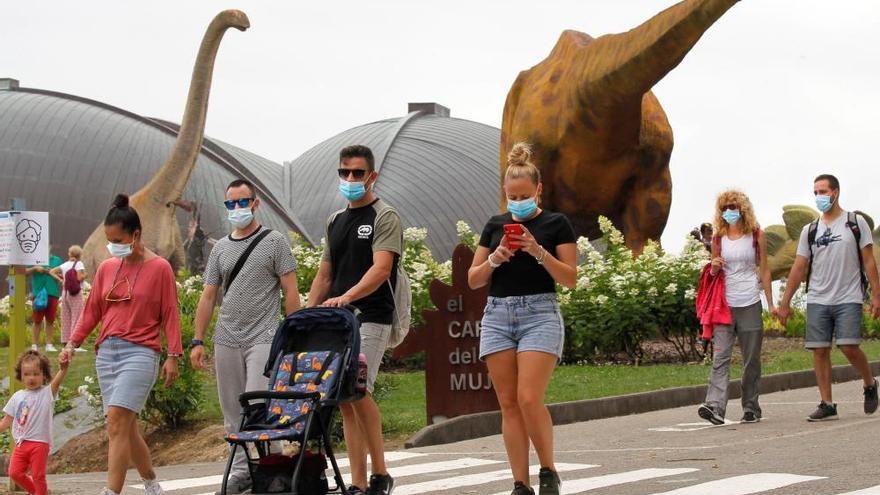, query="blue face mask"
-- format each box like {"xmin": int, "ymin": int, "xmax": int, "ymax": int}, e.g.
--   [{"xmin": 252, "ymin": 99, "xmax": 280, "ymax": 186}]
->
[
  {"xmin": 508, "ymin": 197, "xmax": 538, "ymax": 219},
  {"xmin": 721, "ymin": 209, "xmax": 741, "ymax": 225},
  {"xmin": 338, "ymin": 179, "xmax": 366, "ymax": 201},
  {"xmin": 815, "ymin": 194, "xmax": 834, "ymax": 213},
  {"xmin": 227, "ymin": 207, "xmax": 254, "ymax": 229}
]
